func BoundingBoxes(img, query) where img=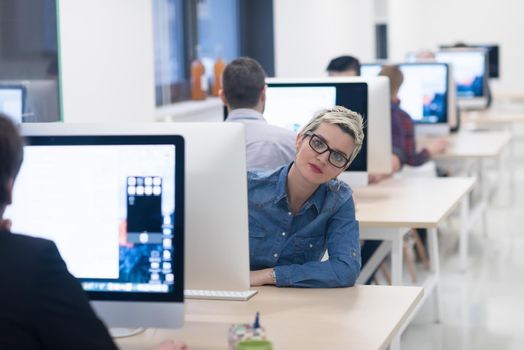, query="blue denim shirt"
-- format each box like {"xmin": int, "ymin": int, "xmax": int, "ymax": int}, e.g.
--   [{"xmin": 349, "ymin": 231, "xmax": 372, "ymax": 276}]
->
[{"xmin": 248, "ymin": 163, "xmax": 361, "ymax": 288}]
